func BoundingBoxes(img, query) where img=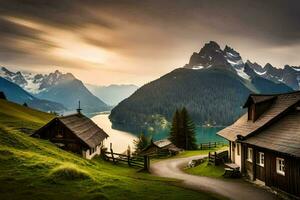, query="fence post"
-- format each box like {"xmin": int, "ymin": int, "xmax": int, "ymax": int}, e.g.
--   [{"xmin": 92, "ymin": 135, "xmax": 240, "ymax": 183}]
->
[
  {"xmin": 110, "ymin": 143, "xmax": 115, "ymax": 163},
  {"xmin": 208, "ymin": 152, "xmax": 211, "ymax": 159},
  {"xmin": 127, "ymin": 147, "xmax": 131, "ymax": 166},
  {"xmin": 127, "ymin": 155, "xmax": 131, "ymax": 166},
  {"xmin": 214, "ymin": 142, "xmax": 217, "ymax": 148},
  {"xmin": 214, "ymin": 152, "xmax": 217, "ymax": 166},
  {"xmin": 144, "ymin": 156, "xmax": 149, "ymax": 171},
  {"xmin": 200, "ymin": 144, "xmax": 202, "ymax": 150},
  {"xmin": 209, "ymin": 142, "xmax": 211, "ymax": 149}
]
